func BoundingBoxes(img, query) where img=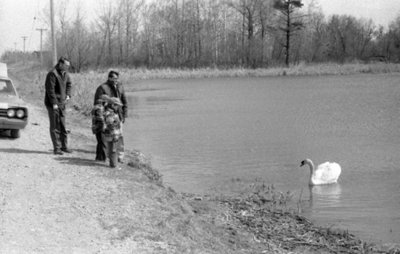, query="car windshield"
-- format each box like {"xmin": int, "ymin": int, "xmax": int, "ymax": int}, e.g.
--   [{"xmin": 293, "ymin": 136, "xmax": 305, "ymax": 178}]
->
[{"xmin": 0, "ymin": 79, "xmax": 17, "ymax": 96}]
